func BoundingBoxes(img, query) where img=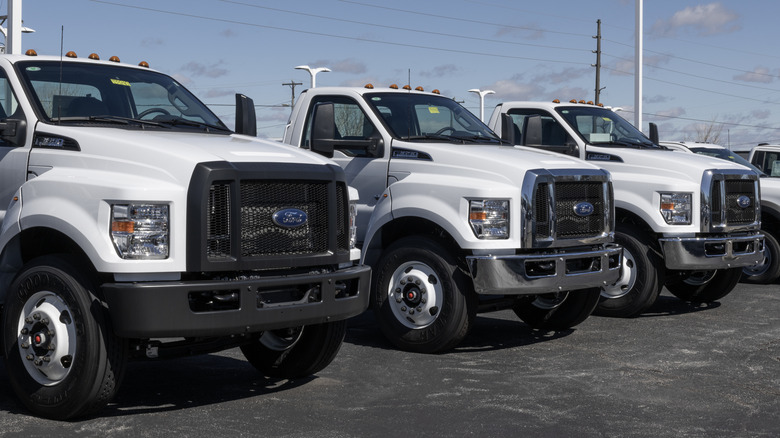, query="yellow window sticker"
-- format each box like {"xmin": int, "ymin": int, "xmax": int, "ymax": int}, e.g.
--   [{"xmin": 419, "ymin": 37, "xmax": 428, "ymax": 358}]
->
[
  {"xmin": 111, "ymin": 79, "xmax": 131, "ymax": 87},
  {"xmin": 428, "ymin": 106, "xmax": 440, "ymax": 114}
]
